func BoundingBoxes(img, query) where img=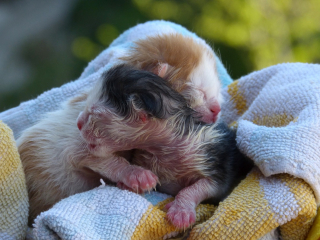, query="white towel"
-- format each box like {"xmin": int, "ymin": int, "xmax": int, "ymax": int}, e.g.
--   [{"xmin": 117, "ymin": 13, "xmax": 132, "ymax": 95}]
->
[{"xmin": 221, "ymin": 62, "xmax": 320, "ymax": 204}]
